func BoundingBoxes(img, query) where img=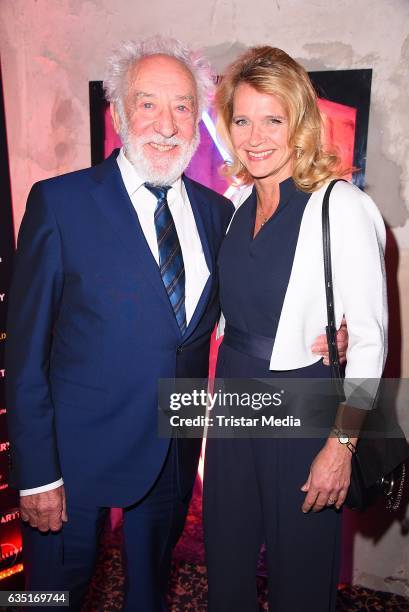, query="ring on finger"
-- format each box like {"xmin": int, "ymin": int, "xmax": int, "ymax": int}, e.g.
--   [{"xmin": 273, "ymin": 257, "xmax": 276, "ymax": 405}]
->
[{"xmin": 327, "ymin": 497, "xmax": 337, "ymax": 505}]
